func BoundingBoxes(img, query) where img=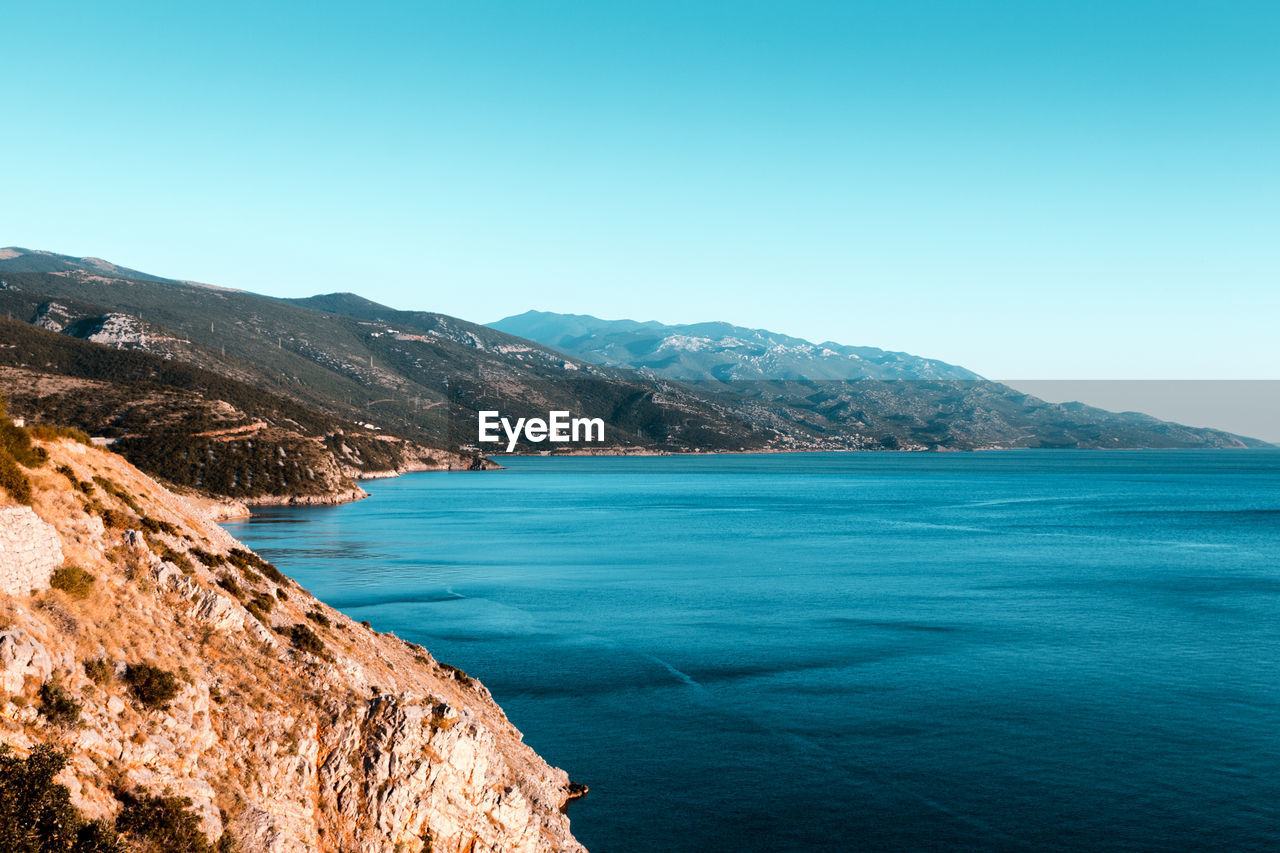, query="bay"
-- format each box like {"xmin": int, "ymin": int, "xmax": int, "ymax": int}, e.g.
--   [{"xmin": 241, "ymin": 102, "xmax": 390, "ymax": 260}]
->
[{"xmin": 224, "ymin": 450, "xmax": 1280, "ymax": 851}]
